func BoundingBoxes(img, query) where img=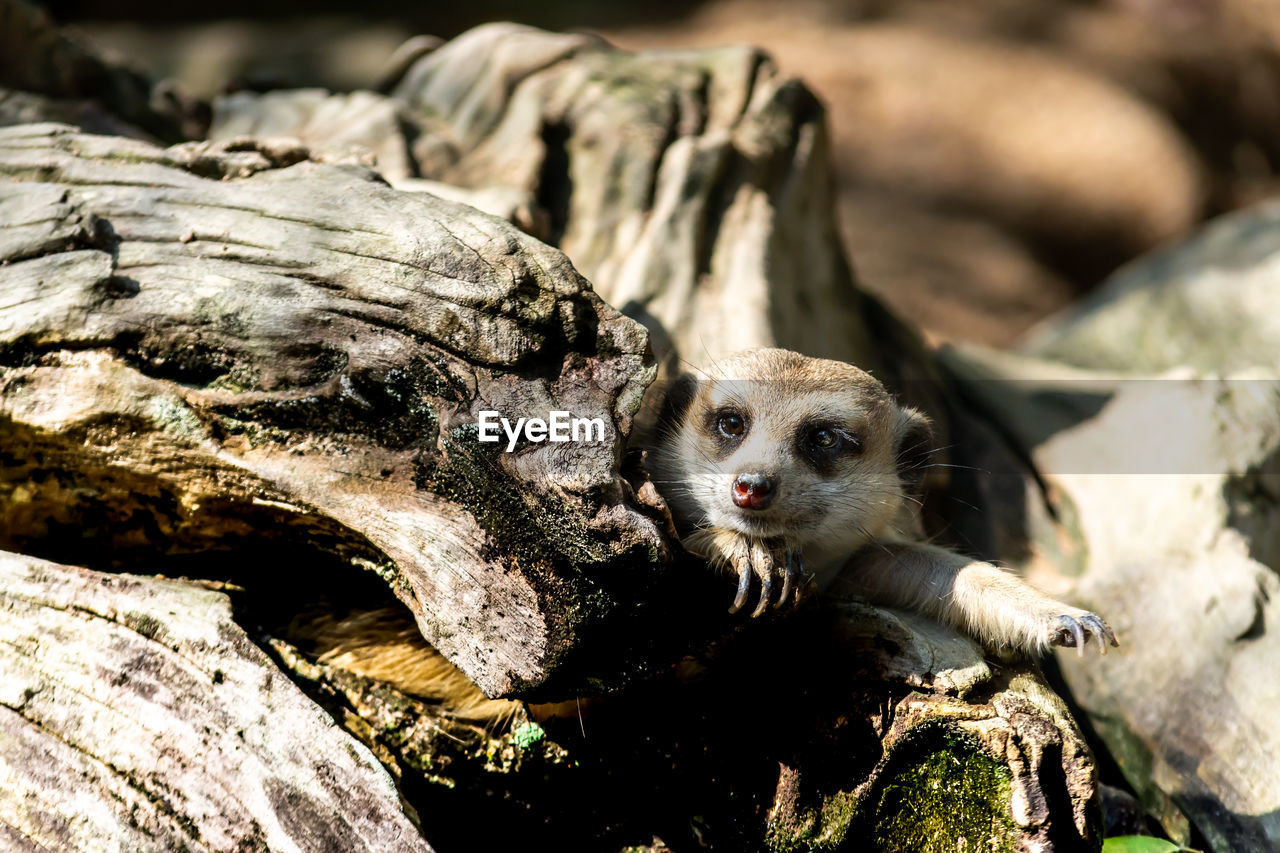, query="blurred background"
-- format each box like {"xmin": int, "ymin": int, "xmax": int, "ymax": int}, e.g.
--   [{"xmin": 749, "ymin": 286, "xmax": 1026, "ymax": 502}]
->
[{"xmin": 45, "ymin": 0, "xmax": 1280, "ymax": 348}]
